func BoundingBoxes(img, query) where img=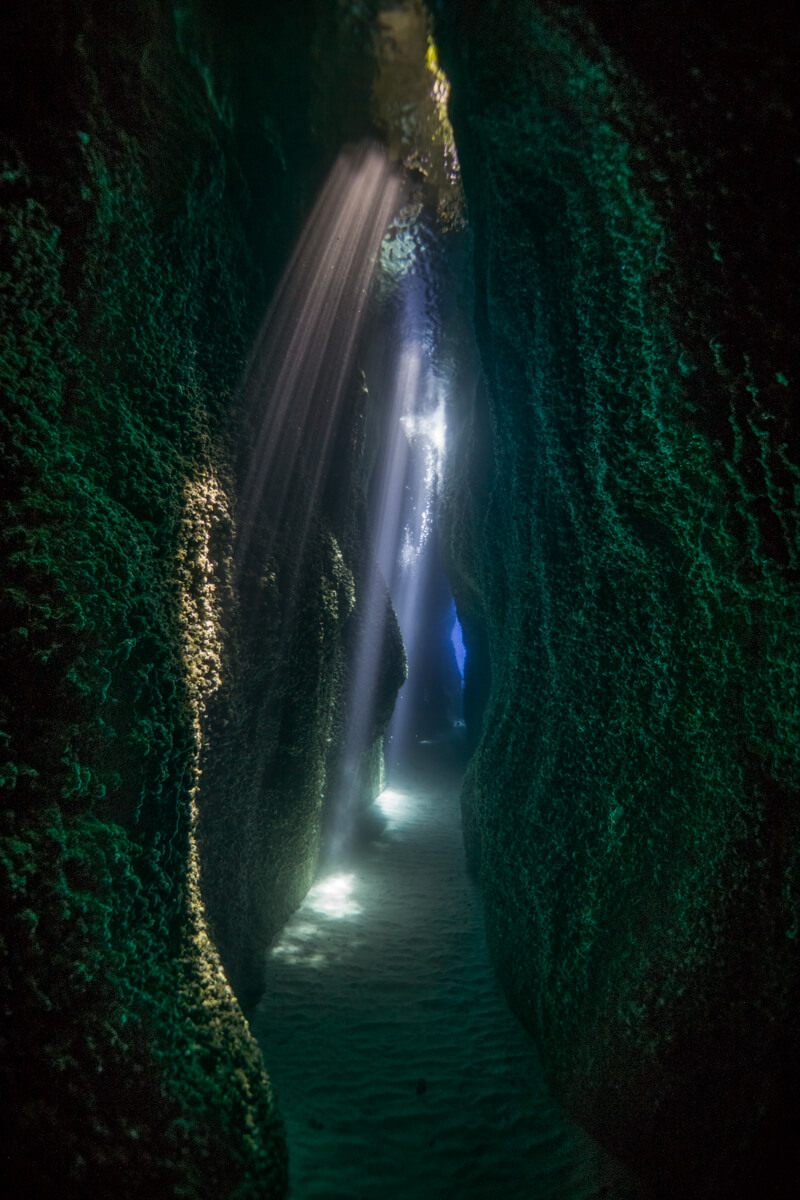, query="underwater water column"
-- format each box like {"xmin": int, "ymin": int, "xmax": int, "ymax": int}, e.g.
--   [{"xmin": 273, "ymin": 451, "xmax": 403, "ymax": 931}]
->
[
  {"xmin": 235, "ymin": 143, "xmax": 401, "ymax": 580},
  {"xmin": 383, "ymin": 372, "xmax": 448, "ymax": 765},
  {"xmin": 327, "ymin": 266, "xmax": 455, "ymax": 849},
  {"xmin": 325, "ymin": 340, "xmax": 420, "ymax": 855}
]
